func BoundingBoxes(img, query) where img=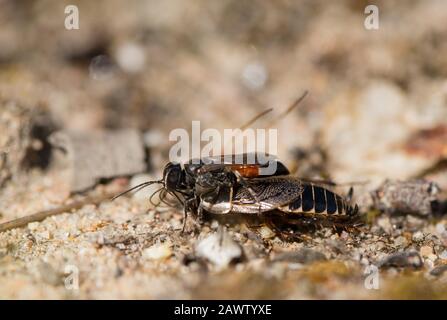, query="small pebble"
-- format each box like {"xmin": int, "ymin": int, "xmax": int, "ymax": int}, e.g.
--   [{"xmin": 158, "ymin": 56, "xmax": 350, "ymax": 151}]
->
[
  {"xmin": 267, "ymin": 263, "xmax": 287, "ymax": 279},
  {"xmin": 36, "ymin": 231, "xmax": 51, "ymax": 241},
  {"xmin": 380, "ymin": 251, "xmax": 423, "ymax": 269},
  {"xmin": 241, "ymin": 62, "xmax": 268, "ymax": 90},
  {"xmin": 420, "ymin": 246, "xmax": 433, "ymax": 258},
  {"xmin": 435, "ymin": 223, "xmax": 447, "ymax": 239},
  {"xmin": 210, "ymin": 220, "xmax": 219, "ymax": 230},
  {"xmin": 195, "ymin": 228, "xmax": 242, "ymax": 269},
  {"xmin": 394, "ymin": 236, "xmax": 407, "ymax": 247},
  {"xmin": 412, "ymin": 231, "xmax": 424, "ymax": 242},
  {"xmin": 436, "ymin": 223, "xmax": 446, "ymax": 234},
  {"xmin": 143, "ymin": 242, "xmax": 172, "ymax": 261},
  {"xmin": 373, "ymin": 180, "xmax": 440, "ymax": 215},
  {"xmin": 258, "ymin": 225, "xmax": 276, "ymax": 239},
  {"xmin": 377, "ymin": 217, "xmax": 393, "ymax": 234},
  {"xmin": 89, "ymin": 54, "xmax": 115, "ymax": 80},
  {"xmin": 28, "ymin": 222, "xmax": 39, "ymax": 231},
  {"xmin": 116, "ymin": 243, "xmax": 126, "ymax": 250},
  {"xmin": 115, "ymin": 42, "xmax": 146, "ymax": 73},
  {"xmin": 360, "ymin": 257, "xmax": 370, "ymax": 266},
  {"xmin": 424, "ymin": 259, "xmax": 435, "ymax": 269},
  {"xmin": 430, "ymin": 264, "xmax": 447, "ymax": 277}
]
